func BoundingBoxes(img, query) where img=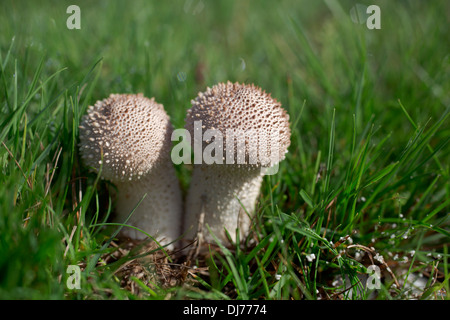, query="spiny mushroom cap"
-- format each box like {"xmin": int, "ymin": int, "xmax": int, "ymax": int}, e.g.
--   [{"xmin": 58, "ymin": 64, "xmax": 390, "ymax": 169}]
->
[
  {"xmin": 185, "ymin": 82, "xmax": 291, "ymax": 166},
  {"xmin": 79, "ymin": 94, "xmax": 173, "ymax": 182}
]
